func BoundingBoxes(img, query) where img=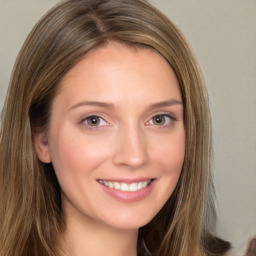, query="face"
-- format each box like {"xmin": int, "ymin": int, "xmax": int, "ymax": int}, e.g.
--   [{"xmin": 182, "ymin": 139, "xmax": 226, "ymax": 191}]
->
[{"xmin": 35, "ymin": 42, "xmax": 185, "ymax": 231}]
